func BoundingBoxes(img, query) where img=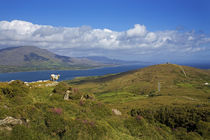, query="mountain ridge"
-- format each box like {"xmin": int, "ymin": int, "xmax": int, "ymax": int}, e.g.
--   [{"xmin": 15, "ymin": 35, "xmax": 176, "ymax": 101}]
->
[
  {"xmin": 0, "ymin": 46, "xmax": 109, "ymax": 73},
  {"xmin": 78, "ymin": 56, "xmax": 151, "ymax": 65}
]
